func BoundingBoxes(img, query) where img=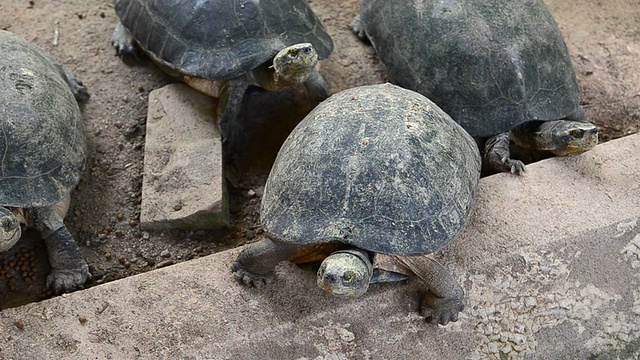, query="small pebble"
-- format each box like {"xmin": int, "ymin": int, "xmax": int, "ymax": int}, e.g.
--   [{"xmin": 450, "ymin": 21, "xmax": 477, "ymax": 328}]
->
[
  {"xmin": 78, "ymin": 316, "xmax": 87, "ymax": 325},
  {"xmin": 116, "ymin": 213, "xmax": 124, "ymax": 221},
  {"xmin": 160, "ymin": 250, "xmax": 171, "ymax": 258},
  {"xmin": 156, "ymin": 260, "xmax": 175, "ymax": 268}
]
